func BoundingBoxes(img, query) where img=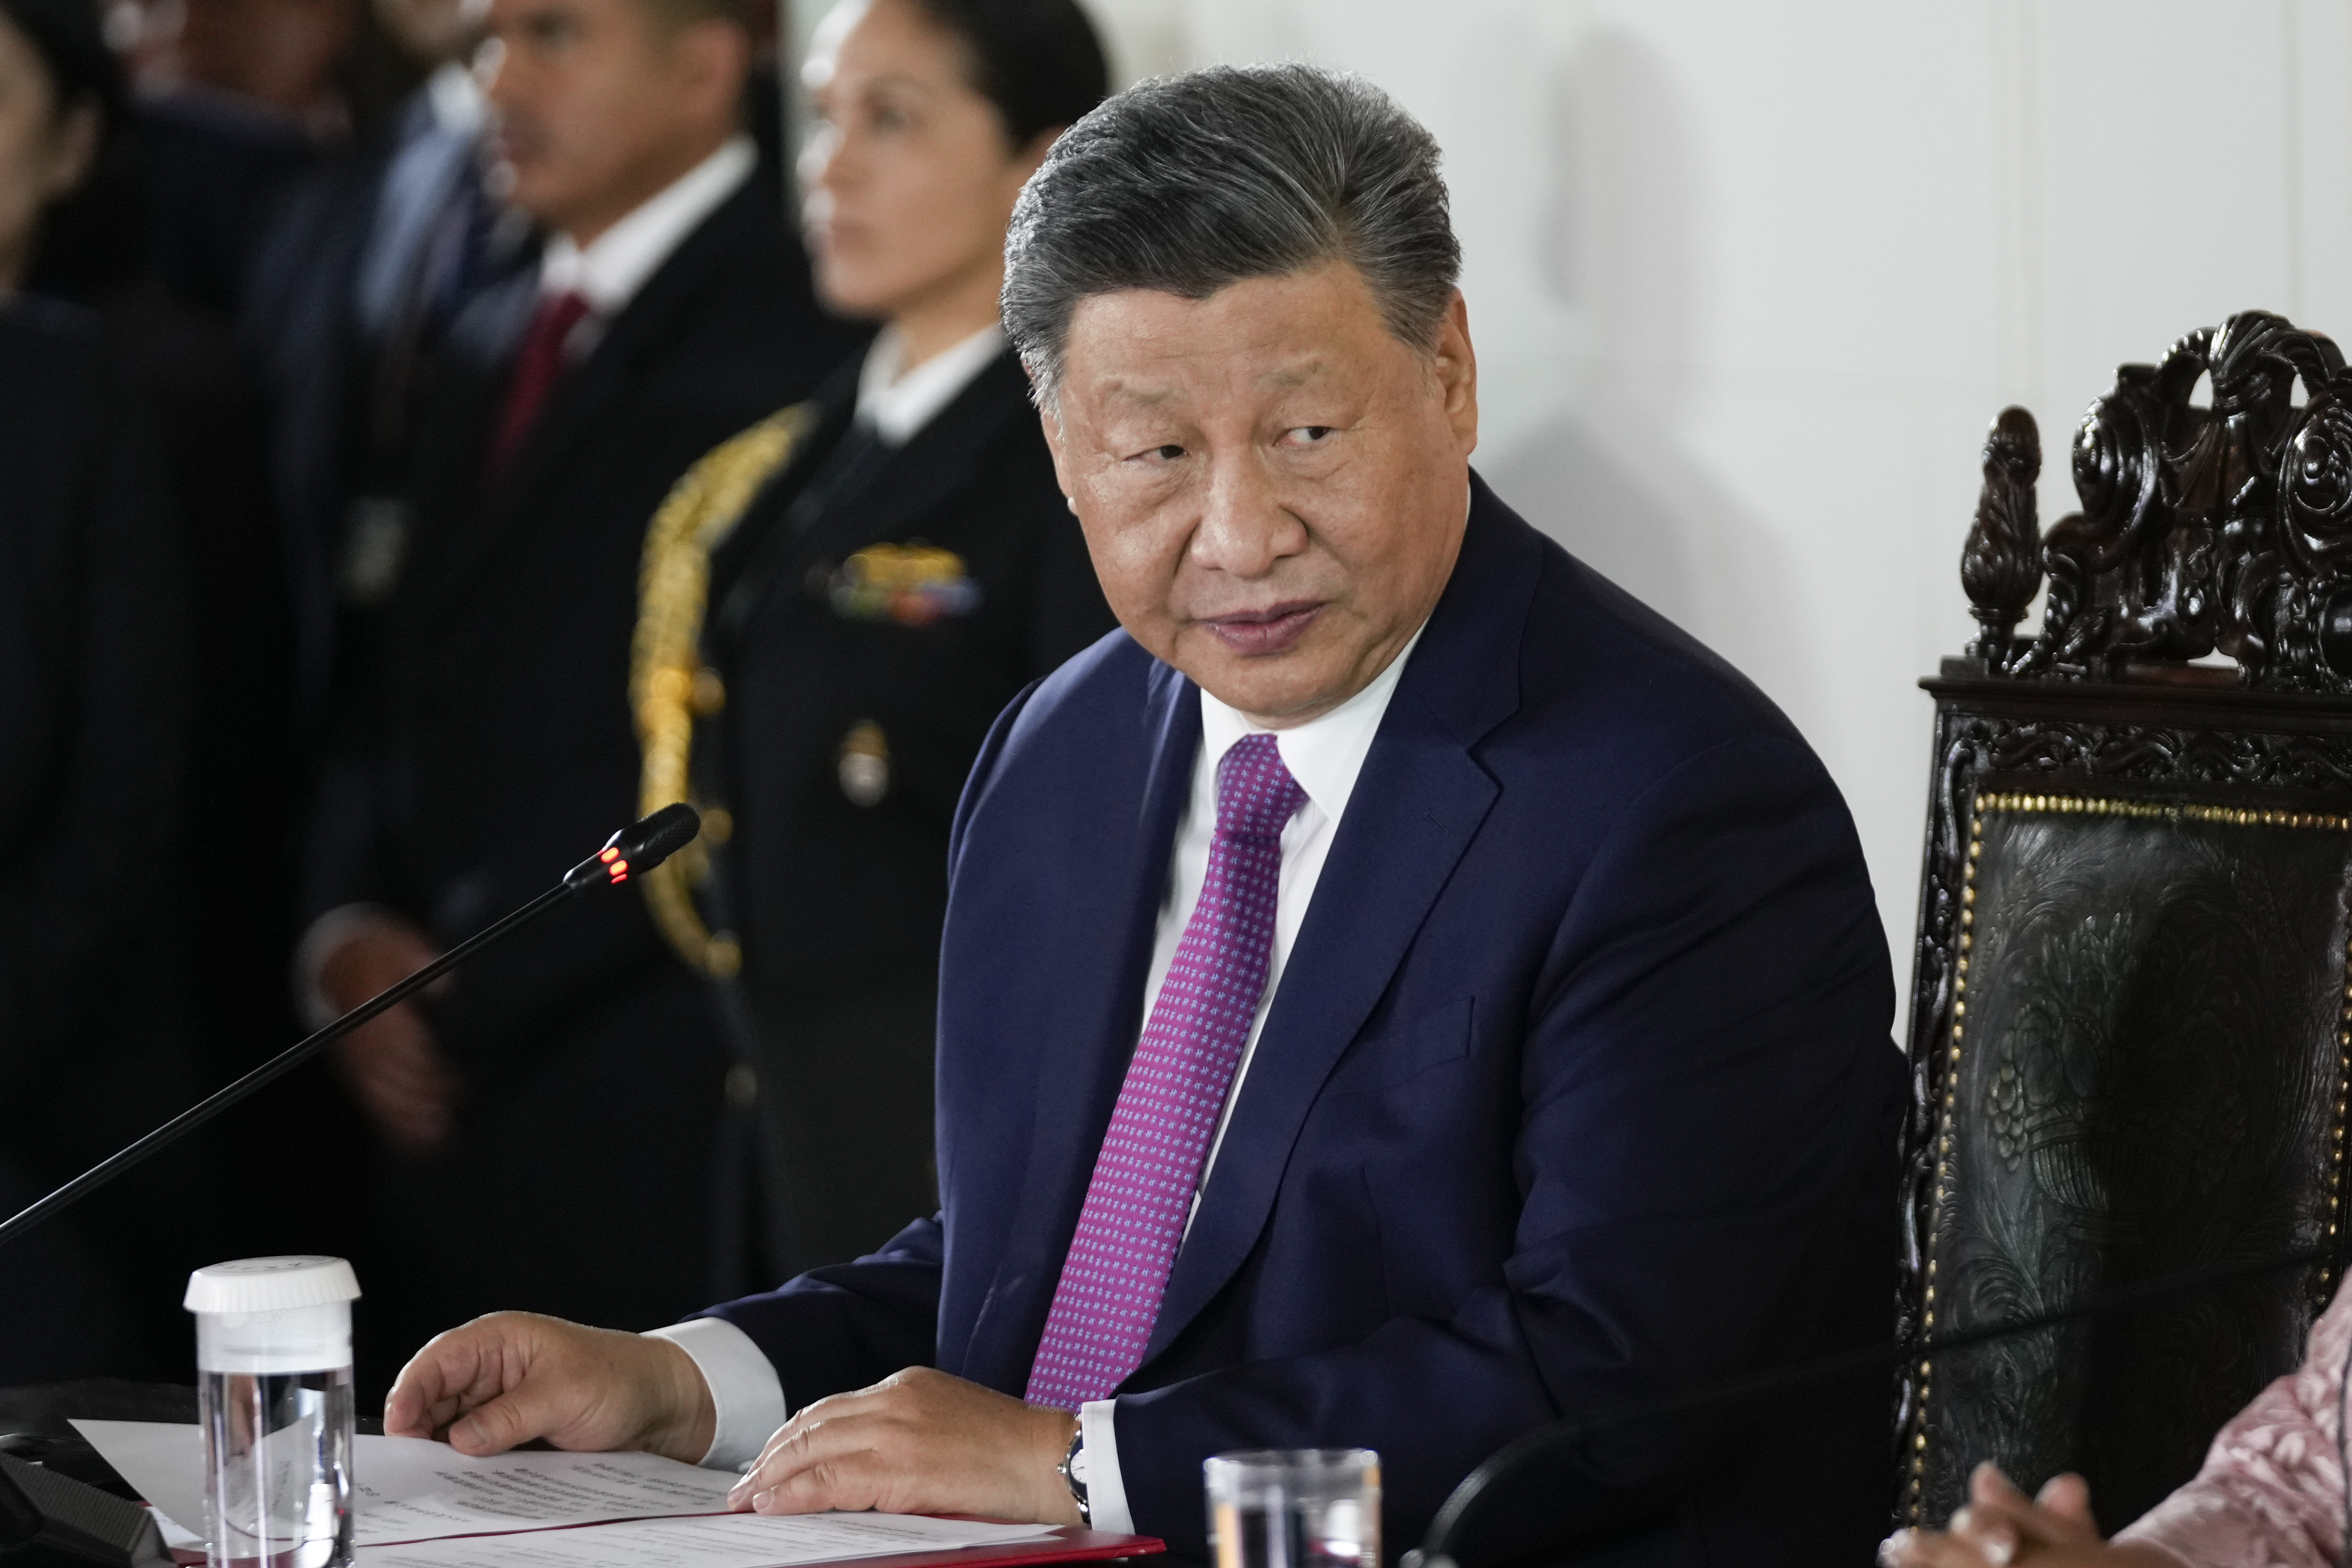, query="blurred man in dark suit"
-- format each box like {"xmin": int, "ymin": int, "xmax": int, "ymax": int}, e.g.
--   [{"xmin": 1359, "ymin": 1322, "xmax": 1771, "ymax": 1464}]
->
[
  {"xmin": 248, "ymin": 0, "xmax": 520, "ymax": 742},
  {"xmin": 298, "ymin": 0, "xmax": 863, "ymax": 1395},
  {"xmin": 111, "ymin": 0, "xmax": 359, "ymax": 318}
]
